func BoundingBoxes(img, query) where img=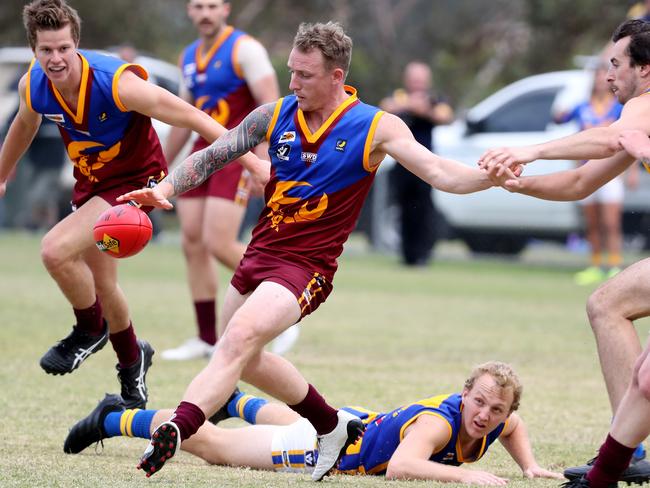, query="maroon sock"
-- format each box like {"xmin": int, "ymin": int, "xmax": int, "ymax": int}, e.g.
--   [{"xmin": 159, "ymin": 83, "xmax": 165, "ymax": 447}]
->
[
  {"xmin": 109, "ymin": 323, "xmax": 140, "ymax": 367},
  {"xmin": 73, "ymin": 297, "xmax": 104, "ymax": 336},
  {"xmin": 288, "ymin": 384, "xmax": 338, "ymax": 435},
  {"xmin": 171, "ymin": 401, "xmax": 206, "ymax": 441},
  {"xmin": 587, "ymin": 434, "xmax": 635, "ymax": 487},
  {"xmin": 194, "ymin": 300, "xmax": 217, "ymax": 345}
]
